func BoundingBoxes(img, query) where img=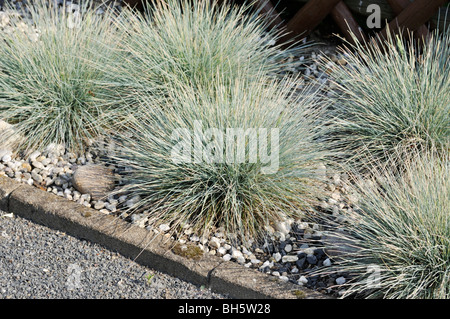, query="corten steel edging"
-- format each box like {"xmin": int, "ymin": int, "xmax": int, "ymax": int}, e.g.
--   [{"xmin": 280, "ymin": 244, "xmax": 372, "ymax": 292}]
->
[{"xmin": 0, "ymin": 176, "xmax": 331, "ymax": 299}]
